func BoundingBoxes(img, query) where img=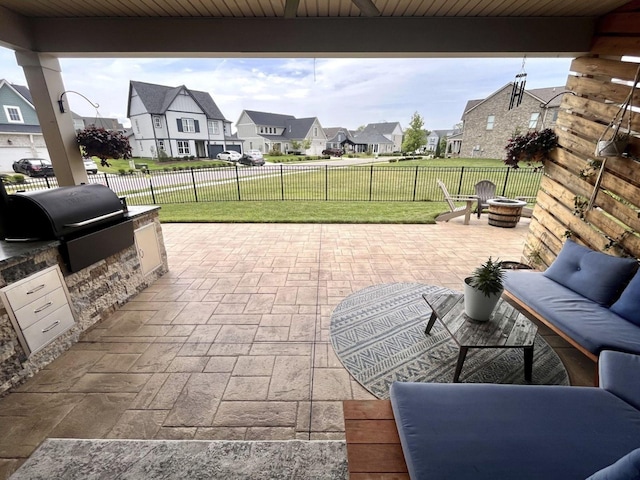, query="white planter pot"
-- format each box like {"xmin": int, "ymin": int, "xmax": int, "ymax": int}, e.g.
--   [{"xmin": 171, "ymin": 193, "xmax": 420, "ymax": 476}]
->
[{"xmin": 464, "ymin": 277, "xmax": 503, "ymax": 322}]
